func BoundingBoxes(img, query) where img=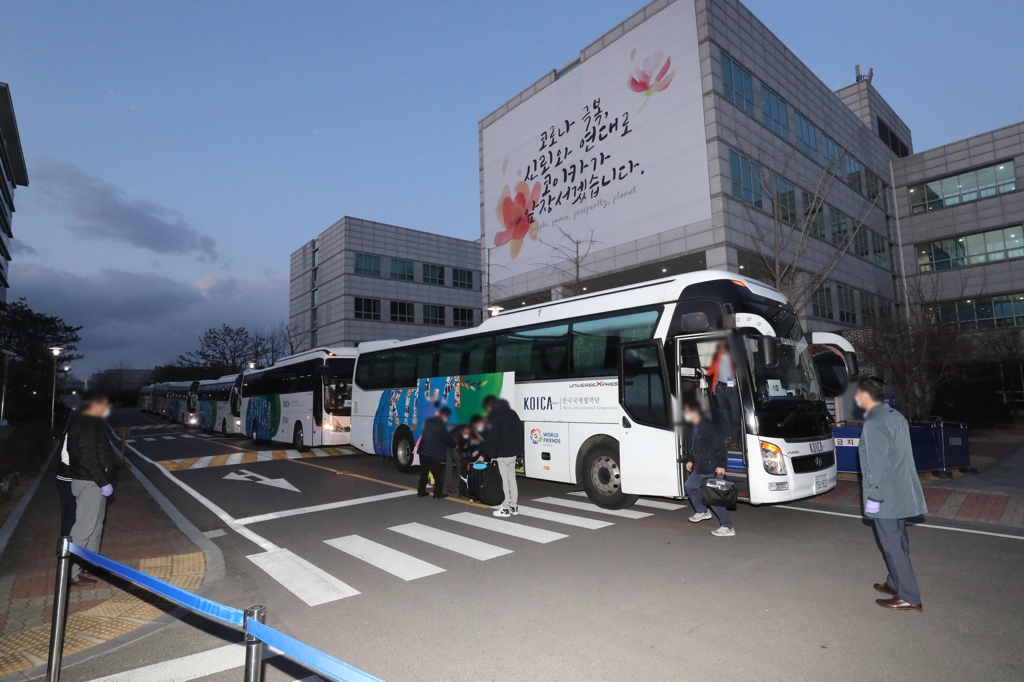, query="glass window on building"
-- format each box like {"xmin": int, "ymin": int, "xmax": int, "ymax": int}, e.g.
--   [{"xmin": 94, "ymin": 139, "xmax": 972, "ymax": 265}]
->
[
  {"xmin": 729, "ymin": 150, "xmax": 763, "ymax": 208},
  {"xmin": 837, "ymin": 285, "xmax": 856, "ymax": 324},
  {"xmin": 452, "ymin": 307, "xmax": 475, "ymax": 328},
  {"xmin": 803, "ymin": 192, "xmax": 825, "ymax": 238},
  {"xmin": 355, "ymin": 297, "xmax": 381, "ymax": 320},
  {"xmin": 390, "ymin": 259, "xmax": 414, "ymax": 281},
  {"xmin": 721, "ymin": 53, "xmax": 755, "ymax": 116},
  {"xmin": 452, "ymin": 269, "xmax": 474, "ymax": 289},
  {"xmin": 822, "ymin": 135, "xmax": 843, "ymax": 175},
  {"xmin": 423, "ymin": 304, "xmax": 445, "ymax": 325},
  {"xmin": 312, "ymin": 289, "xmax": 319, "ymax": 307},
  {"xmin": 872, "ymin": 231, "xmax": 889, "ymax": 269},
  {"xmin": 769, "ymin": 174, "xmax": 796, "ymax": 223},
  {"xmin": 909, "ymin": 161, "xmax": 1016, "ymax": 214},
  {"xmin": 355, "ymin": 253, "xmax": 380, "ymax": 277},
  {"xmin": 812, "ymin": 282, "xmax": 833, "ymax": 320},
  {"xmin": 861, "ymin": 292, "xmax": 876, "ymax": 327},
  {"xmin": 917, "ymin": 224, "xmax": 1024, "ymax": 272},
  {"xmin": 853, "ymin": 228, "xmax": 869, "ymax": 258},
  {"xmin": 390, "ymin": 301, "xmax": 414, "ymax": 323},
  {"xmin": 761, "ymin": 86, "xmax": 789, "ymax": 137},
  {"xmin": 795, "ymin": 112, "xmax": 818, "ymax": 158},
  {"xmin": 423, "ymin": 264, "xmax": 445, "ymax": 286},
  {"xmin": 829, "ymin": 208, "xmax": 848, "ymax": 245},
  {"xmin": 845, "ymin": 156, "xmax": 863, "ymax": 194}
]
